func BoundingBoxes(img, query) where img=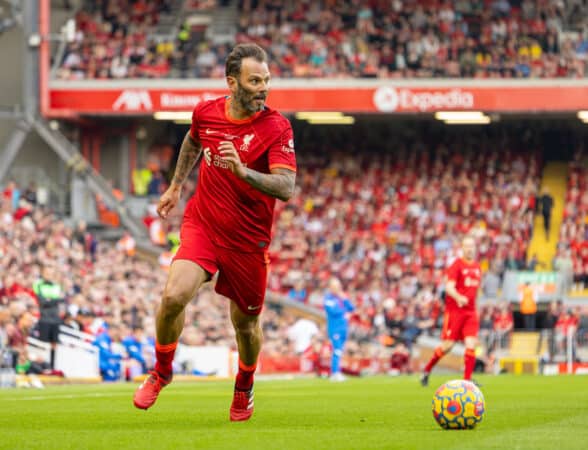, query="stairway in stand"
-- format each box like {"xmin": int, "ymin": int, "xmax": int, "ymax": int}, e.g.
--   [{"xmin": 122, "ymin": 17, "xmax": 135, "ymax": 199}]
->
[{"xmin": 526, "ymin": 161, "xmax": 568, "ymax": 271}]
